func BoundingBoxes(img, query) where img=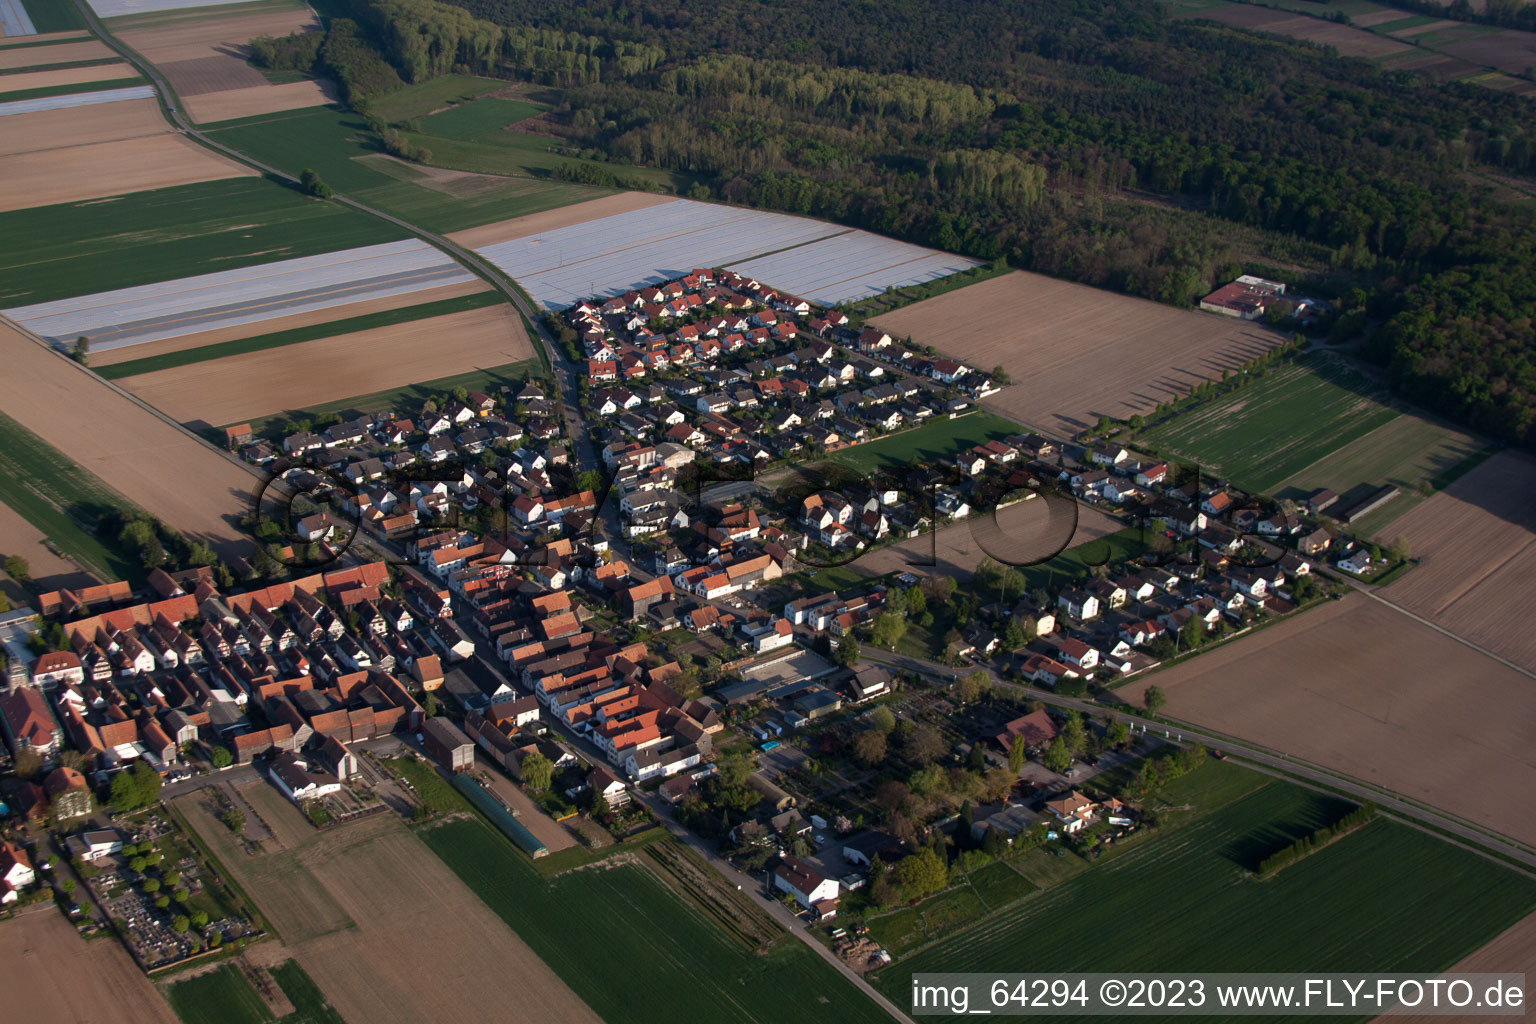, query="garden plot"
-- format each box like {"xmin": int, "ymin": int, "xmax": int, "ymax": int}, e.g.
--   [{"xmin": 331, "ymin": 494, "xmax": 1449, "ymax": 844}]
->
[
  {"xmin": 4, "ymin": 238, "xmax": 478, "ymax": 351},
  {"xmin": 469, "ymin": 197, "xmax": 849, "ymax": 310},
  {"xmin": 0, "ymin": 83, "xmax": 153, "ymax": 115},
  {"xmin": 725, "ymin": 230, "xmax": 983, "ymax": 305}
]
